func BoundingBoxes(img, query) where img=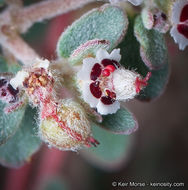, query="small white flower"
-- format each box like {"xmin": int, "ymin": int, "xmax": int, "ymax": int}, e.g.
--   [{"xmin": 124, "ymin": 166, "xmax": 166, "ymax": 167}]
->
[
  {"xmin": 10, "ymin": 58, "xmax": 51, "ymax": 90},
  {"xmin": 33, "ymin": 58, "xmax": 50, "ymax": 70},
  {"xmin": 170, "ymin": 0, "xmax": 188, "ymax": 50},
  {"xmin": 10, "ymin": 70, "xmax": 29, "ymax": 89},
  {"xmin": 109, "ymin": 0, "xmax": 143, "ymax": 6},
  {"xmin": 77, "ymin": 48, "xmax": 150, "ymax": 115}
]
